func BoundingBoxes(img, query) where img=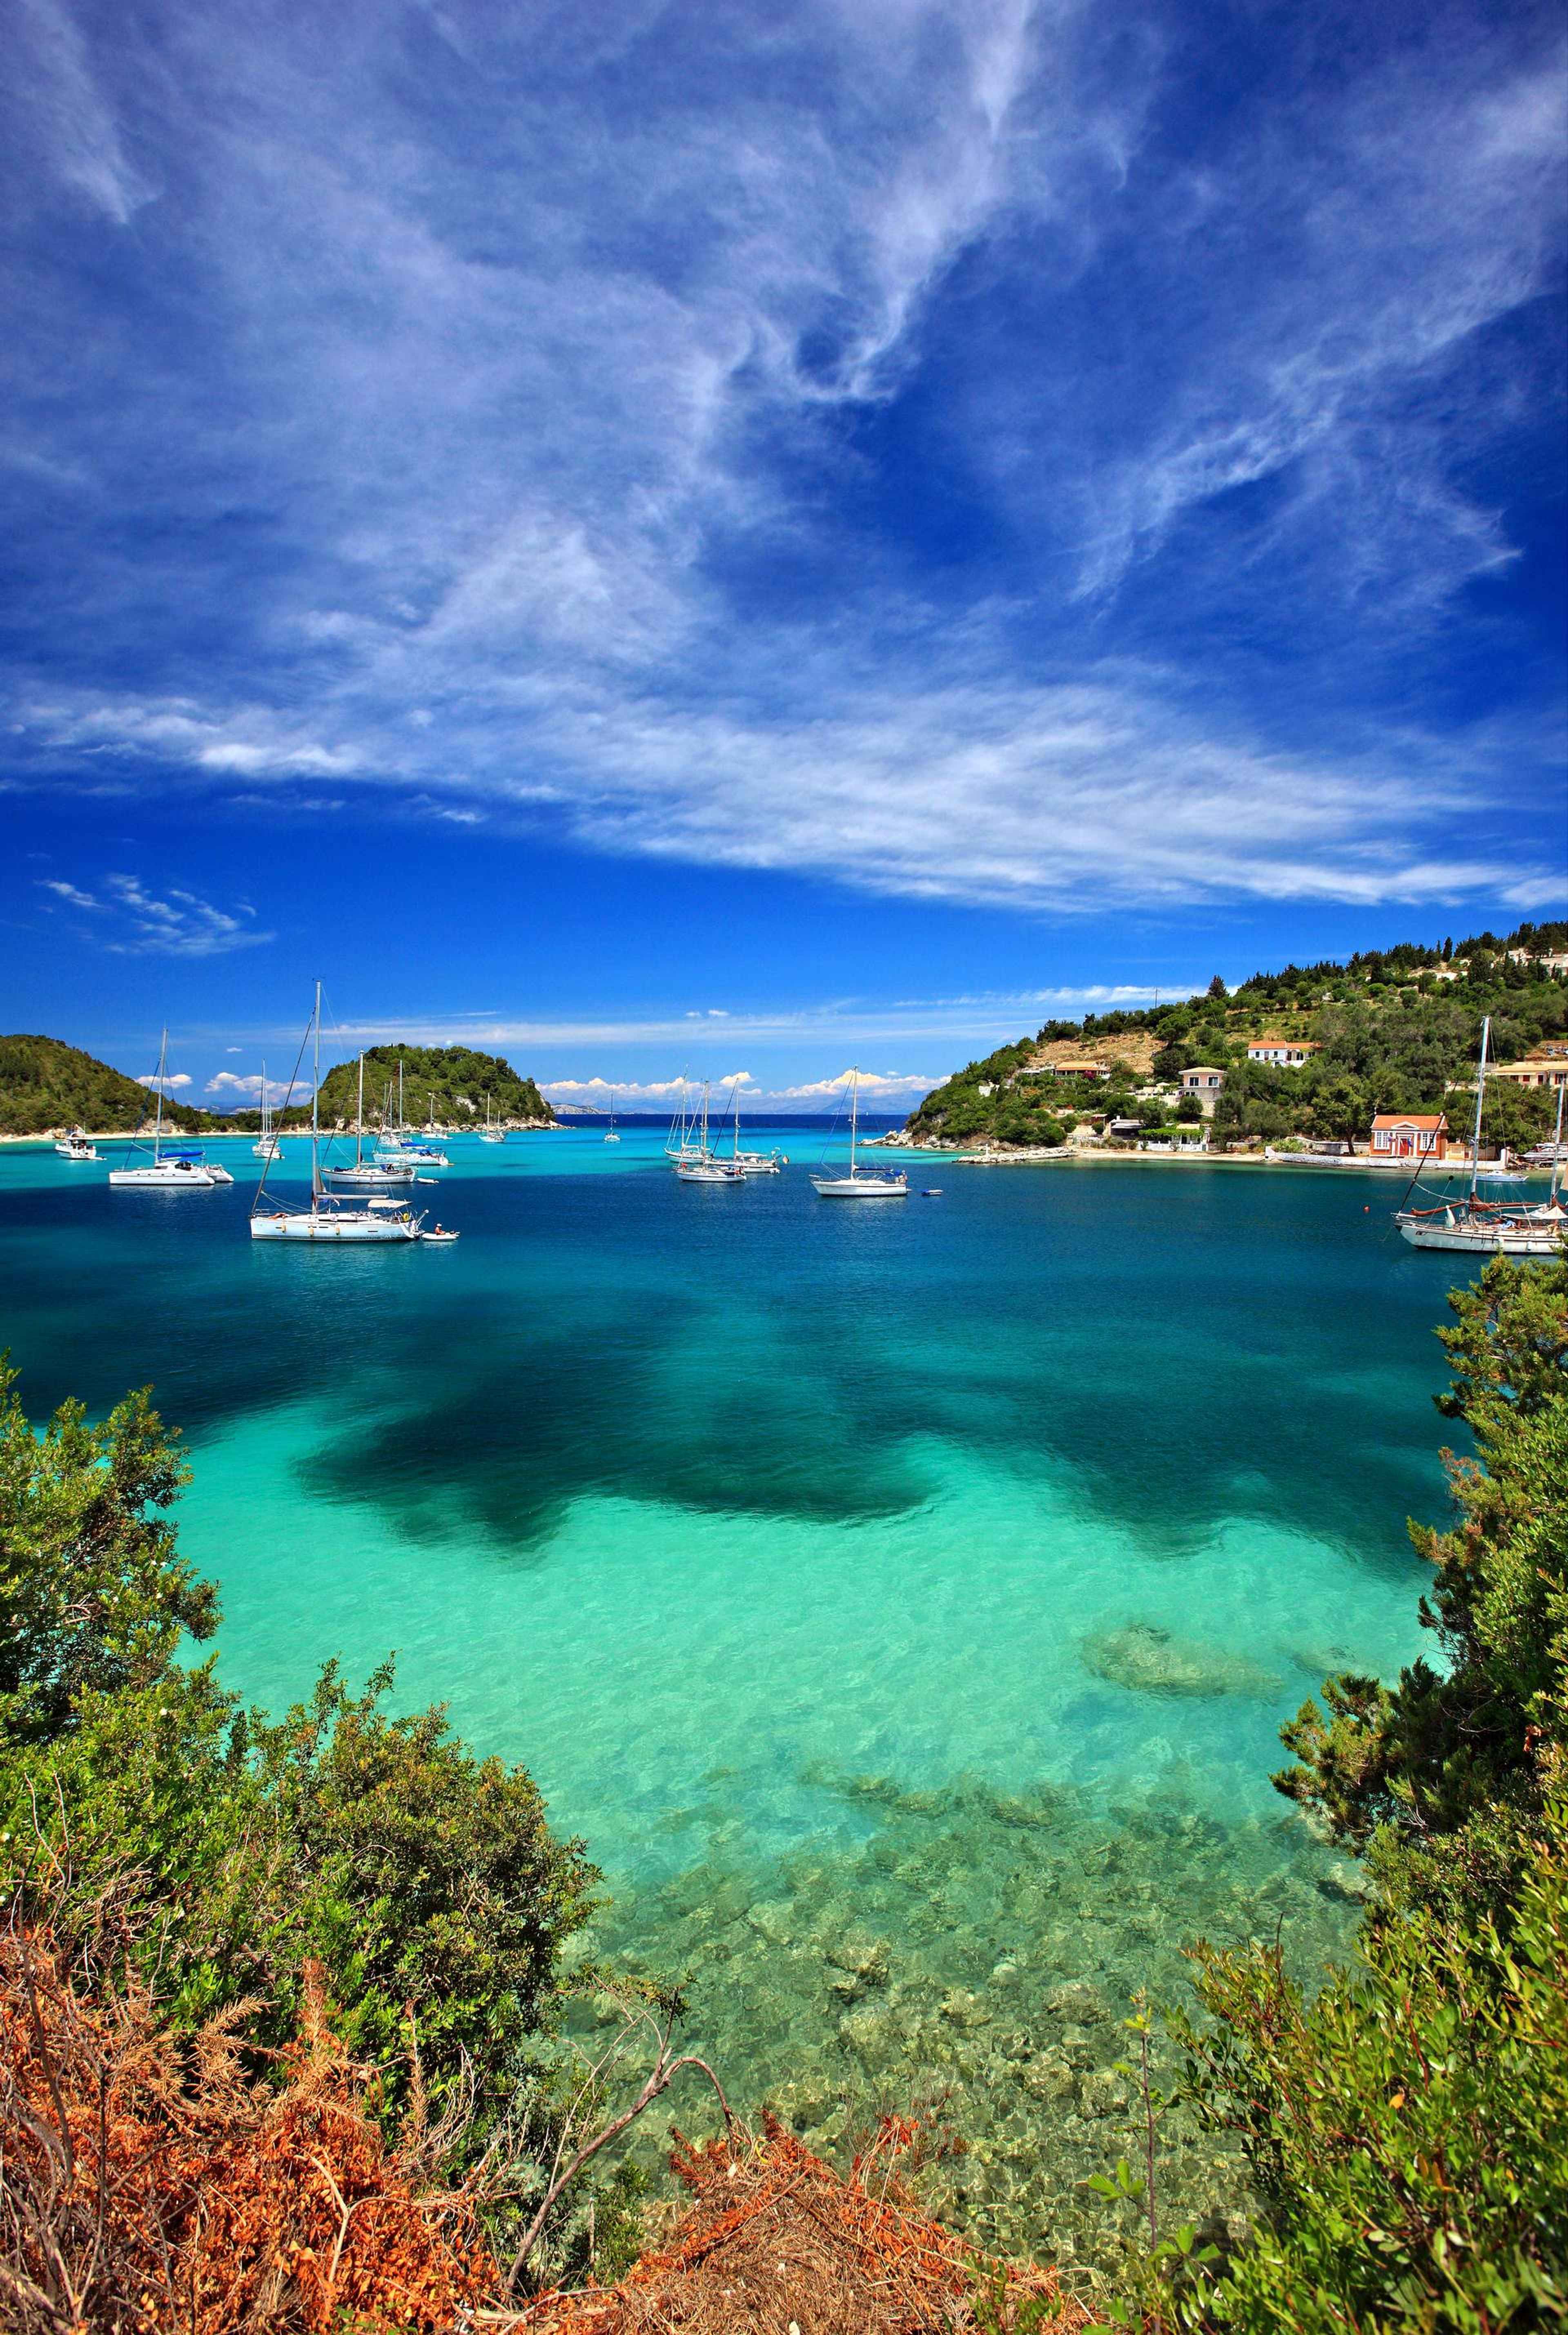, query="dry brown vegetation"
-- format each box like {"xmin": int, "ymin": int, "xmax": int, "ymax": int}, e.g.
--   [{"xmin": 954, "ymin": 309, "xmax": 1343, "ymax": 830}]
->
[
  {"xmin": 516, "ymin": 2115, "xmax": 1089, "ymax": 2335},
  {"xmin": 1, "ymin": 1926, "xmax": 1084, "ymax": 2335}
]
